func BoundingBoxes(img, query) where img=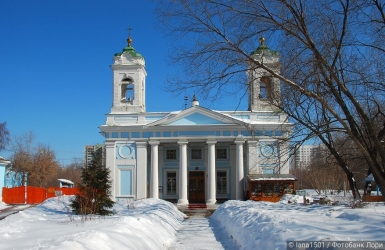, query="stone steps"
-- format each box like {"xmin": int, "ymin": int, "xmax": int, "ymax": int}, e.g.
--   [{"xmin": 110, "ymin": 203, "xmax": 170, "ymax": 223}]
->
[{"xmin": 188, "ymin": 203, "xmax": 207, "ymax": 209}]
